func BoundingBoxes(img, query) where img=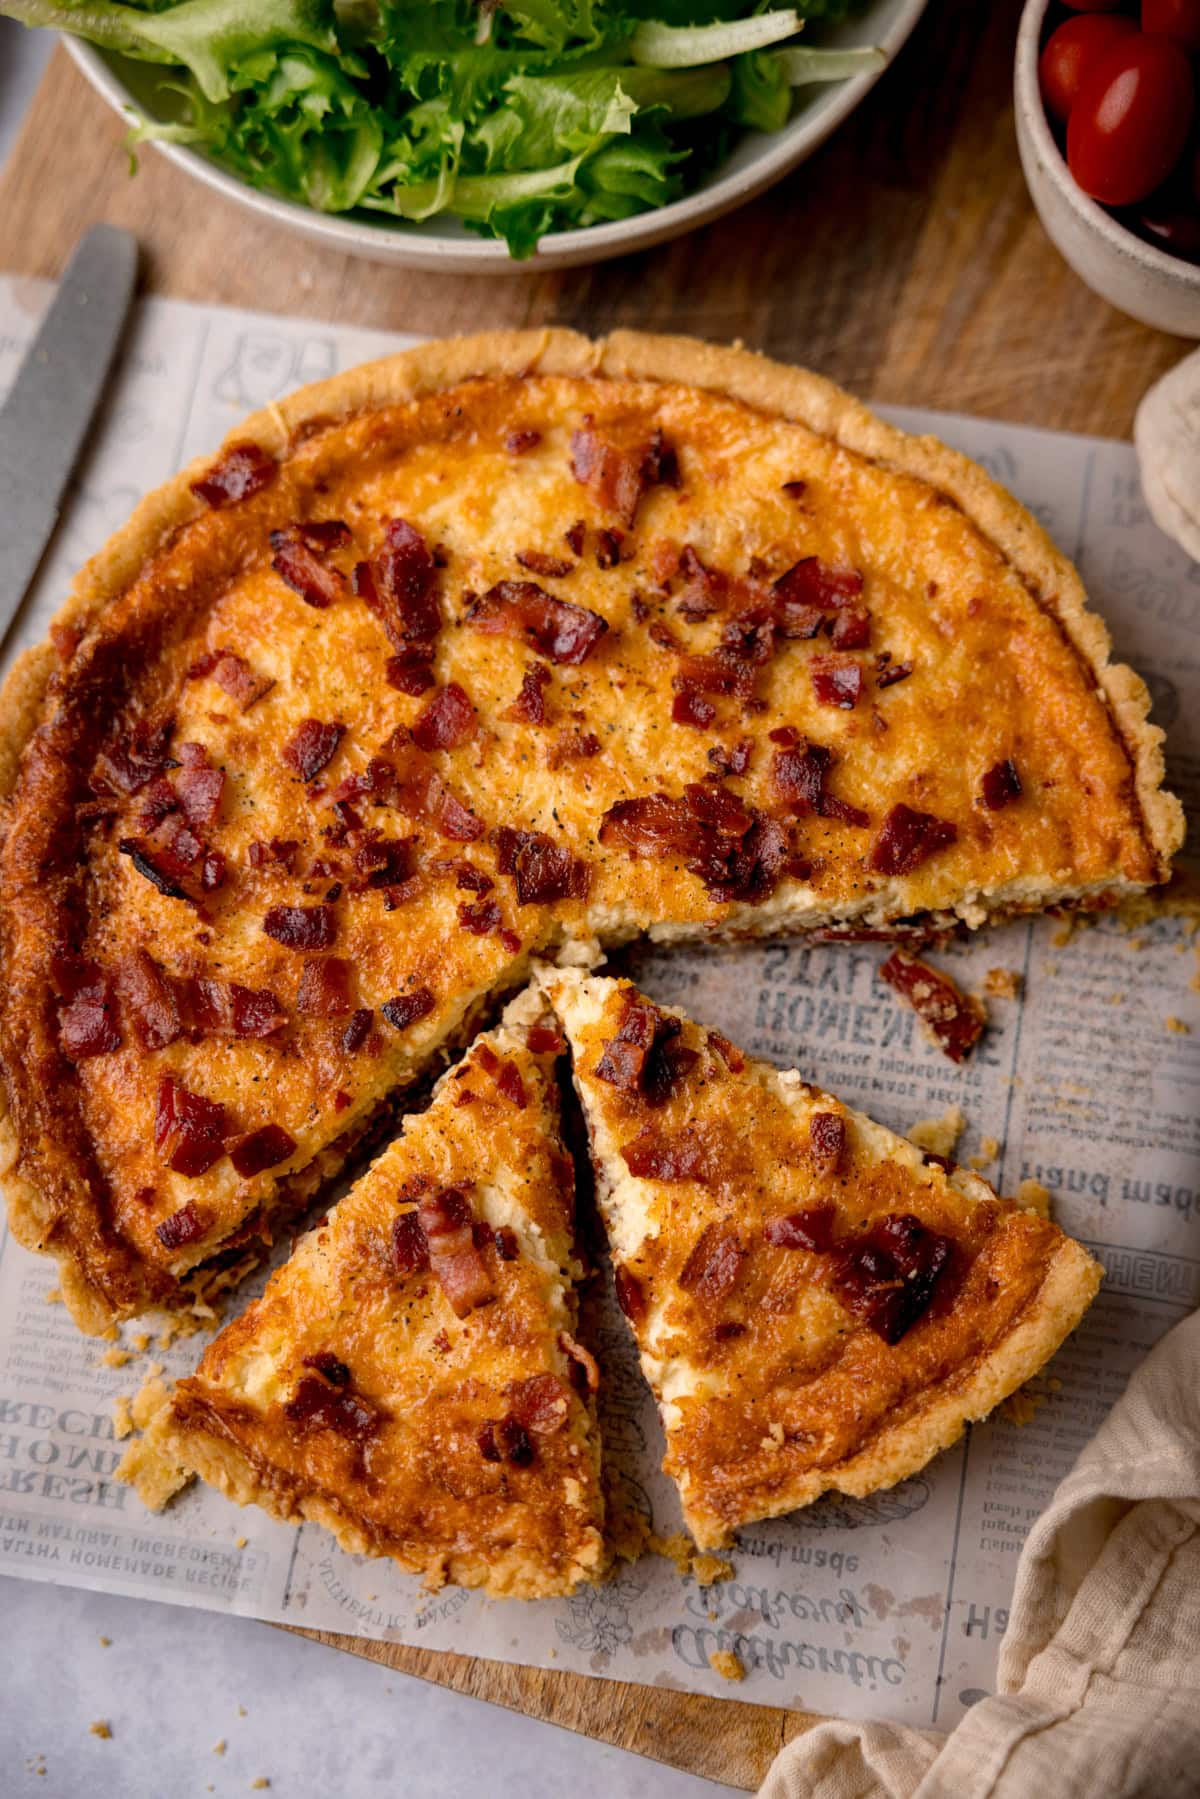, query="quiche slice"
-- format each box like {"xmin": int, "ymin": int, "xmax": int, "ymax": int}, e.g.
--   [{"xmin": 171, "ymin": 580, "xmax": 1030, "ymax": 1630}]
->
[
  {"xmin": 0, "ymin": 330, "xmax": 1179, "ymax": 1333},
  {"xmin": 542, "ymin": 966, "xmax": 1101, "ymax": 1550},
  {"xmin": 120, "ymin": 991, "xmax": 607, "ymax": 1599}
]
